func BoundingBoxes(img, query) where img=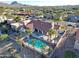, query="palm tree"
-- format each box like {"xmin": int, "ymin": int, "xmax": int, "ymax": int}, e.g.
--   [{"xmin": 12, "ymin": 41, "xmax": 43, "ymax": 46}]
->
[
  {"xmin": 15, "ymin": 39, "xmax": 26, "ymax": 57},
  {"xmin": 48, "ymin": 29, "xmax": 56, "ymax": 42},
  {"xmin": 25, "ymin": 28, "xmax": 32, "ymax": 38}
]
